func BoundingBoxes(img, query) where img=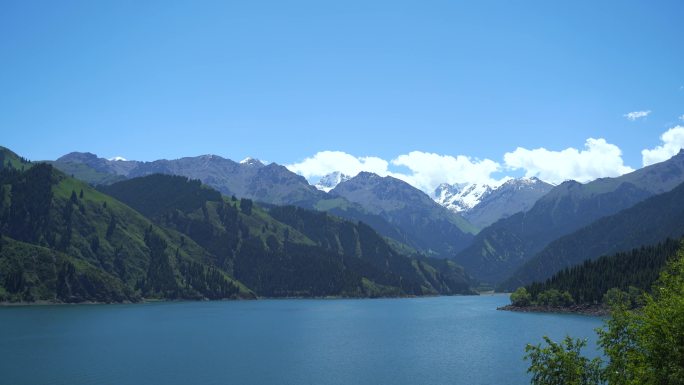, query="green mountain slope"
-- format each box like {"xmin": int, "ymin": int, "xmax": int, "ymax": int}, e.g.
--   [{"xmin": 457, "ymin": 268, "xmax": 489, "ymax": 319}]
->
[
  {"xmin": 454, "ymin": 150, "xmax": 684, "ymax": 285},
  {"xmin": 102, "ymin": 174, "xmax": 475, "ymax": 297},
  {"xmin": 0, "ymin": 160, "xmax": 252, "ymax": 303},
  {"xmin": 501, "ymin": 180, "xmax": 684, "ymax": 289}
]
